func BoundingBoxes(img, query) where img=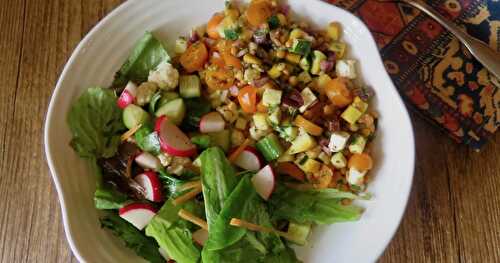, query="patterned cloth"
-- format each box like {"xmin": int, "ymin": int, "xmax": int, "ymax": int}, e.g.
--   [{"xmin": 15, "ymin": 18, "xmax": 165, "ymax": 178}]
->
[{"xmin": 327, "ymin": 0, "xmax": 500, "ymax": 150}]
